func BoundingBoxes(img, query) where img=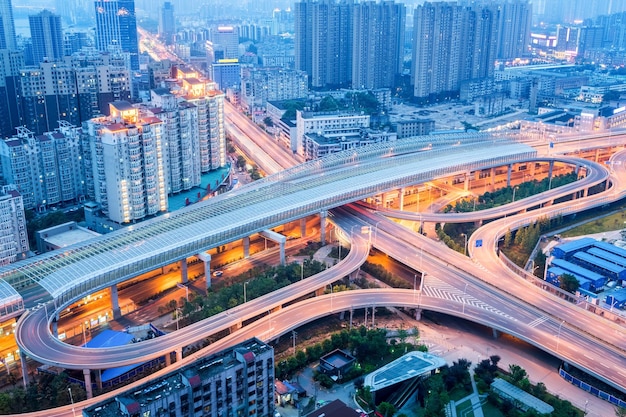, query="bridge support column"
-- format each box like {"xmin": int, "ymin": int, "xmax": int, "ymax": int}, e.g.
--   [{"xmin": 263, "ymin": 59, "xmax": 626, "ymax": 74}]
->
[
  {"xmin": 20, "ymin": 355, "xmax": 29, "ymax": 387},
  {"xmin": 51, "ymin": 318, "xmax": 58, "ymax": 337},
  {"xmin": 300, "ymin": 218, "xmax": 306, "ymax": 238},
  {"xmin": 95, "ymin": 369, "xmax": 103, "ymax": 390},
  {"xmin": 84, "ymin": 369, "xmax": 93, "ymax": 399},
  {"xmin": 180, "ymin": 259, "xmax": 188, "ymax": 284},
  {"xmin": 529, "ymin": 162, "xmax": 536, "ymax": 177},
  {"xmin": 371, "ymin": 307, "xmax": 375, "ymax": 327},
  {"xmin": 260, "ymin": 230, "xmax": 286, "ymax": 265},
  {"xmin": 399, "ymin": 188, "xmax": 405, "ymax": 210},
  {"xmin": 464, "ymin": 172, "xmax": 470, "ymax": 191},
  {"xmin": 110, "ymin": 285, "xmax": 121, "ymax": 319},
  {"xmin": 594, "ymin": 148, "xmax": 600, "ymax": 162},
  {"xmin": 506, "ymin": 164, "xmax": 512, "ymax": 187},
  {"xmin": 197, "ymin": 252, "xmax": 211, "ymax": 289},
  {"xmin": 339, "ymin": 311, "xmax": 345, "ymax": 320},
  {"xmin": 176, "ymin": 349, "xmax": 183, "ymax": 363},
  {"xmin": 474, "ymin": 220, "xmax": 483, "ymax": 228},
  {"xmin": 165, "ymin": 352, "xmax": 171, "ymax": 367},
  {"xmin": 243, "ymin": 236, "xmax": 250, "ymax": 258},
  {"xmin": 548, "ymin": 161, "xmax": 554, "ymax": 185},
  {"xmin": 320, "ymin": 210, "xmax": 327, "ymax": 245},
  {"xmin": 490, "ymin": 167, "xmax": 496, "ymax": 190},
  {"xmin": 492, "ymin": 328, "xmax": 499, "ymax": 339},
  {"xmin": 349, "ymin": 309, "xmax": 354, "ymax": 330},
  {"xmin": 415, "ymin": 308, "xmax": 422, "ymax": 321}
]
